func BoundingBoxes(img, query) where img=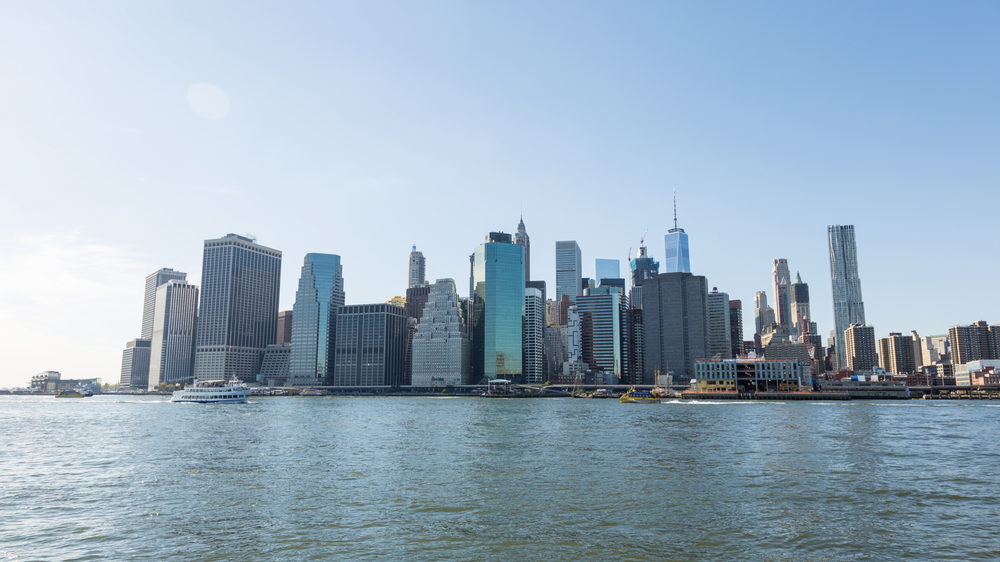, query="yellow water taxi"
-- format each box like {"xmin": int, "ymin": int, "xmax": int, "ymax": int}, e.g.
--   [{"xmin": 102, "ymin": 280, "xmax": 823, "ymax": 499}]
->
[
  {"xmin": 620, "ymin": 387, "xmax": 661, "ymax": 404},
  {"xmin": 55, "ymin": 389, "xmax": 86, "ymax": 398}
]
